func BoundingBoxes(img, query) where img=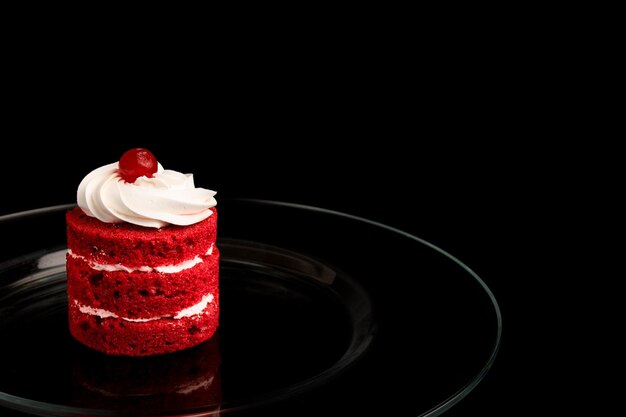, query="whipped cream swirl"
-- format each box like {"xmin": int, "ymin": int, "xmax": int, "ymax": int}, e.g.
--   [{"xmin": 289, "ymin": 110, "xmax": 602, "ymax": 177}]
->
[{"xmin": 77, "ymin": 162, "xmax": 216, "ymax": 228}]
